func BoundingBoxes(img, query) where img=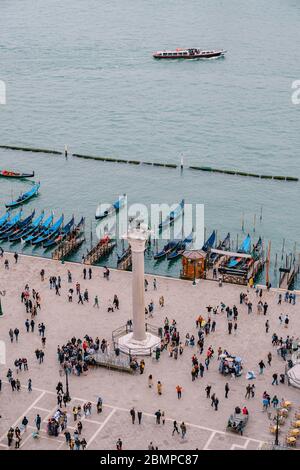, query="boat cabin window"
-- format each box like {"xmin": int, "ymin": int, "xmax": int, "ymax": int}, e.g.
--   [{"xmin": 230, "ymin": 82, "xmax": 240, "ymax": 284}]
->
[{"xmin": 163, "ymin": 53, "xmax": 168, "ymax": 56}]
